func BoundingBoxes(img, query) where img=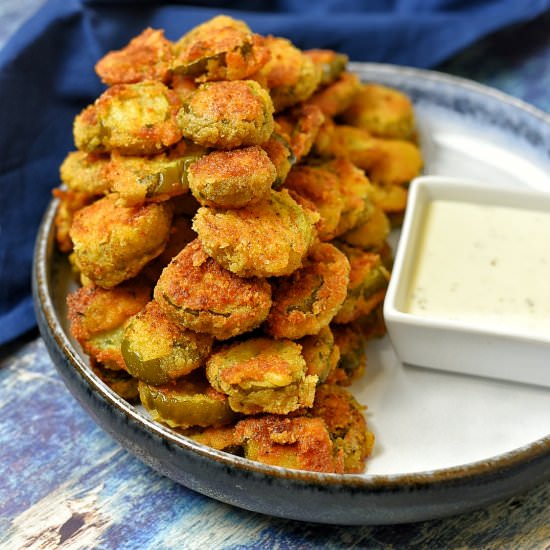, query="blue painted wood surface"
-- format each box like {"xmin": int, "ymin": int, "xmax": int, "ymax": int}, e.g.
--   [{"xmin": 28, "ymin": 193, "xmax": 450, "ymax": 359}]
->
[{"xmin": 1, "ymin": 3, "xmax": 550, "ymax": 547}]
